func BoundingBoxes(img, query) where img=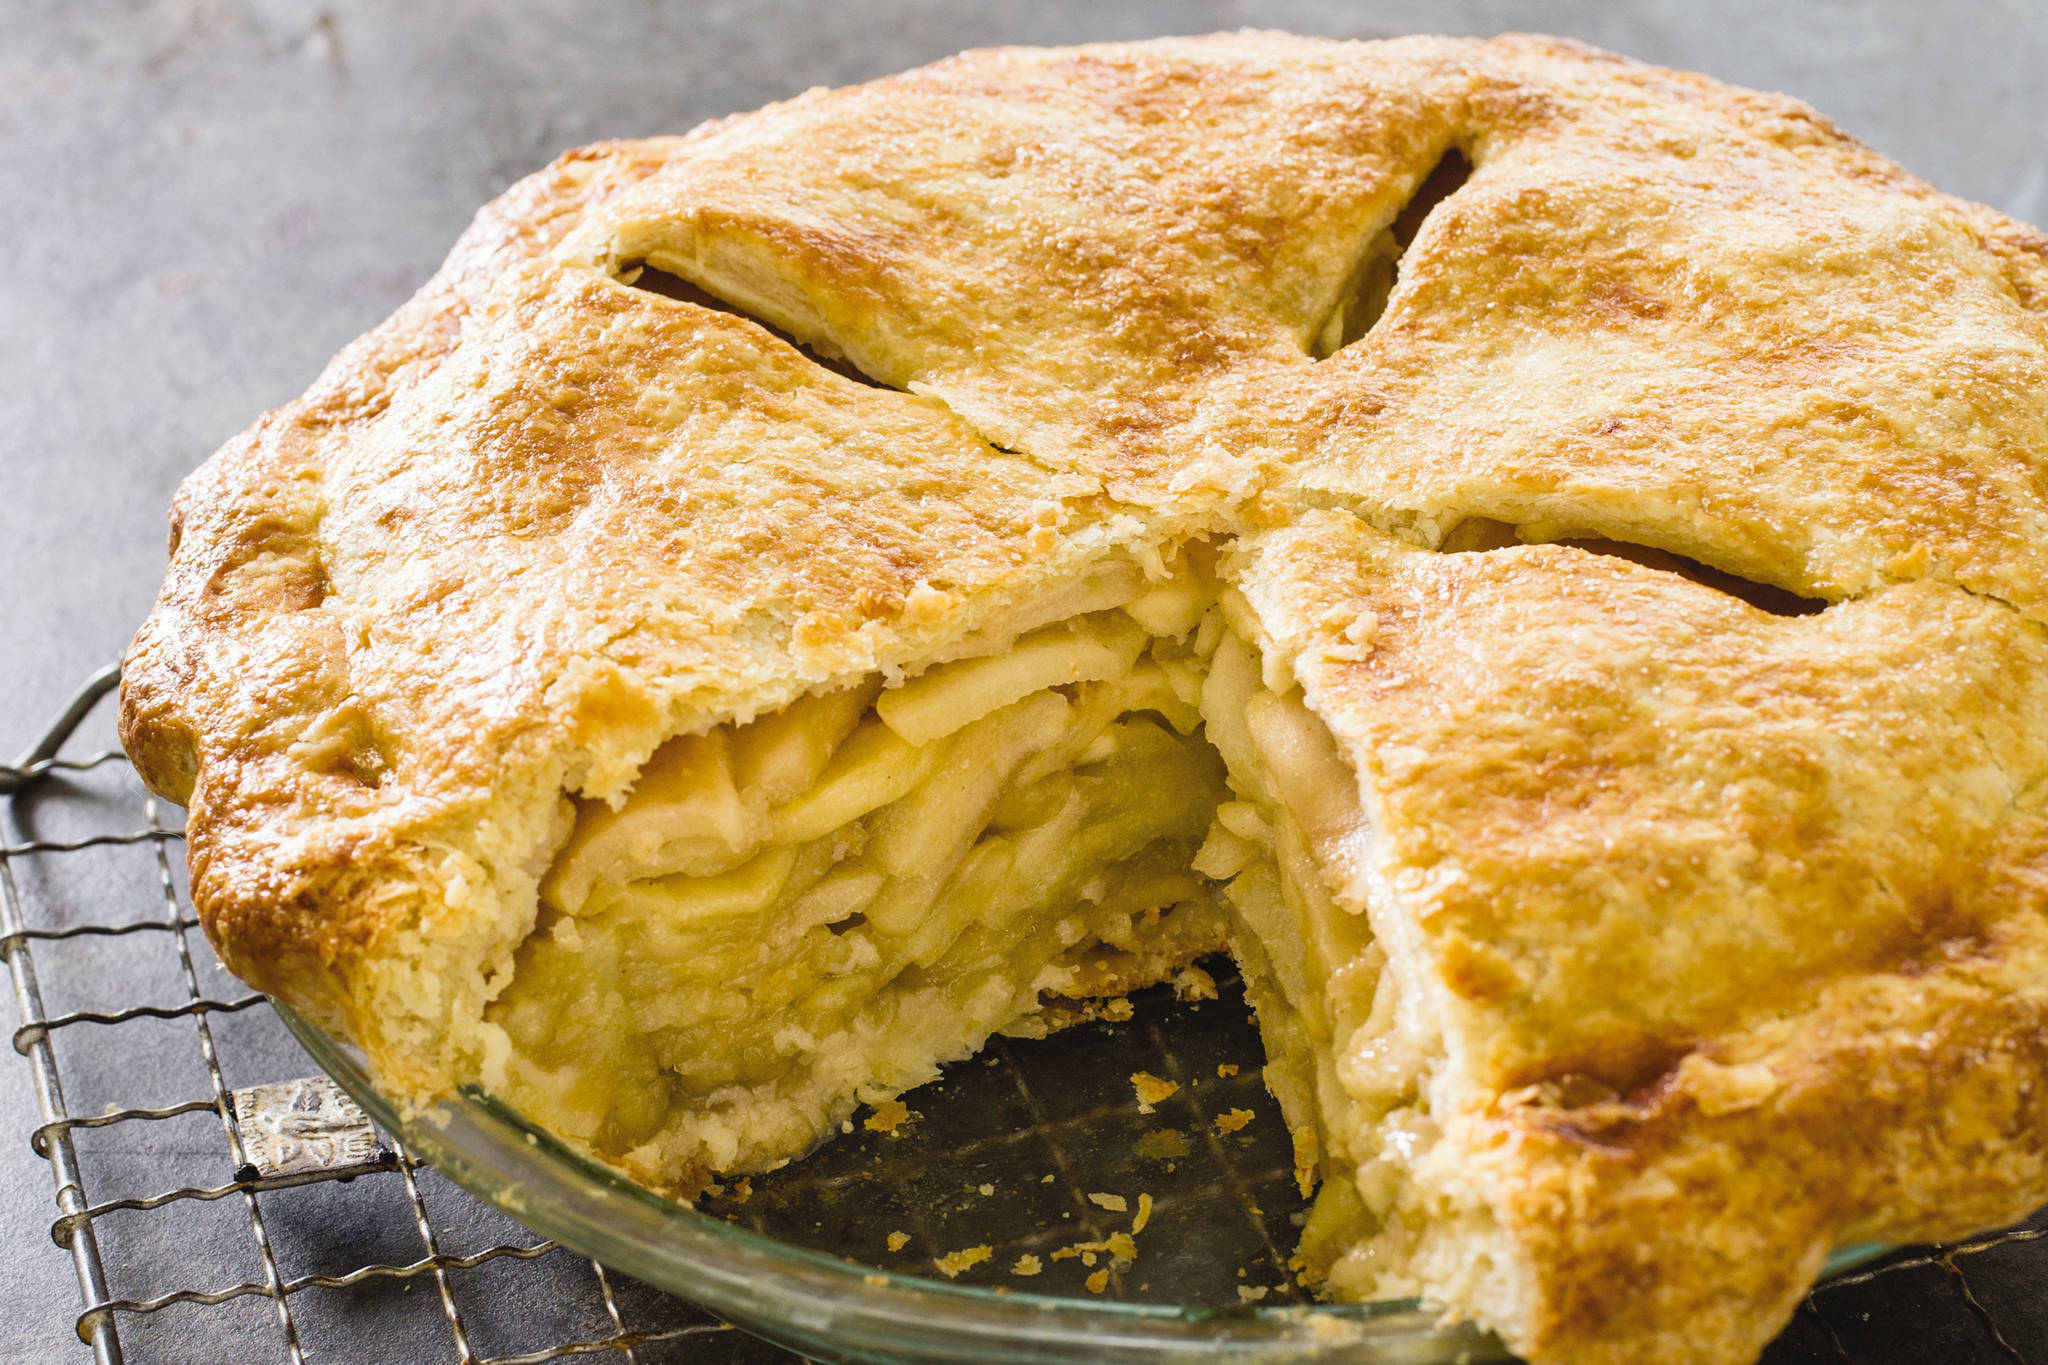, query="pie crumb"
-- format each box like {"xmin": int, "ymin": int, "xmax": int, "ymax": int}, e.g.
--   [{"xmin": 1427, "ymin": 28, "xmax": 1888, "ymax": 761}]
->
[
  {"xmin": 1171, "ymin": 963, "xmax": 1218, "ymax": 1000},
  {"xmin": 1013, "ymin": 1254, "xmax": 1043, "ymax": 1276},
  {"xmin": 1088, "ymin": 1191, "xmax": 1129, "ymax": 1213},
  {"xmin": 1238, "ymin": 1285, "xmax": 1270, "ymax": 1304},
  {"xmin": 1293, "ymin": 1126, "xmax": 1321, "ymax": 1198},
  {"xmin": 1086, "ymin": 1269, "xmax": 1110, "ymax": 1293},
  {"xmin": 887, "ymin": 1231, "xmax": 910, "ymax": 1252},
  {"xmin": 864, "ymin": 1098, "xmax": 911, "ymax": 1134},
  {"xmin": 1131, "ymin": 1071, "xmax": 1179, "ymax": 1112},
  {"xmin": 977, "ymin": 1182, "xmax": 995, "ymax": 1196},
  {"xmin": 1132, "ymin": 1192, "xmax": 1154, "ymax": 1234},
  {"xmin": 933, "ymin": 1245, "xmax": 992, "ymax": 1278},
  {"xmin": 1050, "ymin": 1227, "xmax": 1141, "ymax": 1266},
  {"xmin": 1217, "ymin": 1063, "xmax": 1239, "ymax": 1078},
  {"xmin": 1215, "ymin": 1108, "xmax": 1255, "ymax": 1134}
]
